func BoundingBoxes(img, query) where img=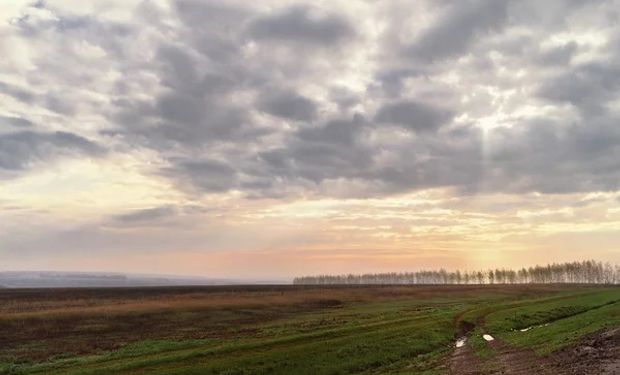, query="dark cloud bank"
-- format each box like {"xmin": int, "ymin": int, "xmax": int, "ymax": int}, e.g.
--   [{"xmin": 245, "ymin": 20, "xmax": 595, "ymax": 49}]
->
[{"xmin": 2, "ymin": 0, "xmax": 620, "ymax": 197}]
